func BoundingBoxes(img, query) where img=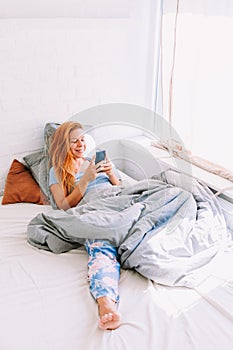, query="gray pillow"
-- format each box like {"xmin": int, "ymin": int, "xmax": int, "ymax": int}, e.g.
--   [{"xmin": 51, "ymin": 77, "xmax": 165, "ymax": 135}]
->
[
  {"xmin": 44, "ymin": 122, "xmax": 60, "ymax": 153},
  {"xmin": 23, "ymin": 149, "xmax": 50, "ymax": 201},
  {"xmin": 23, "ymin": 122, "xmax": 60, "ymax": 204}
]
